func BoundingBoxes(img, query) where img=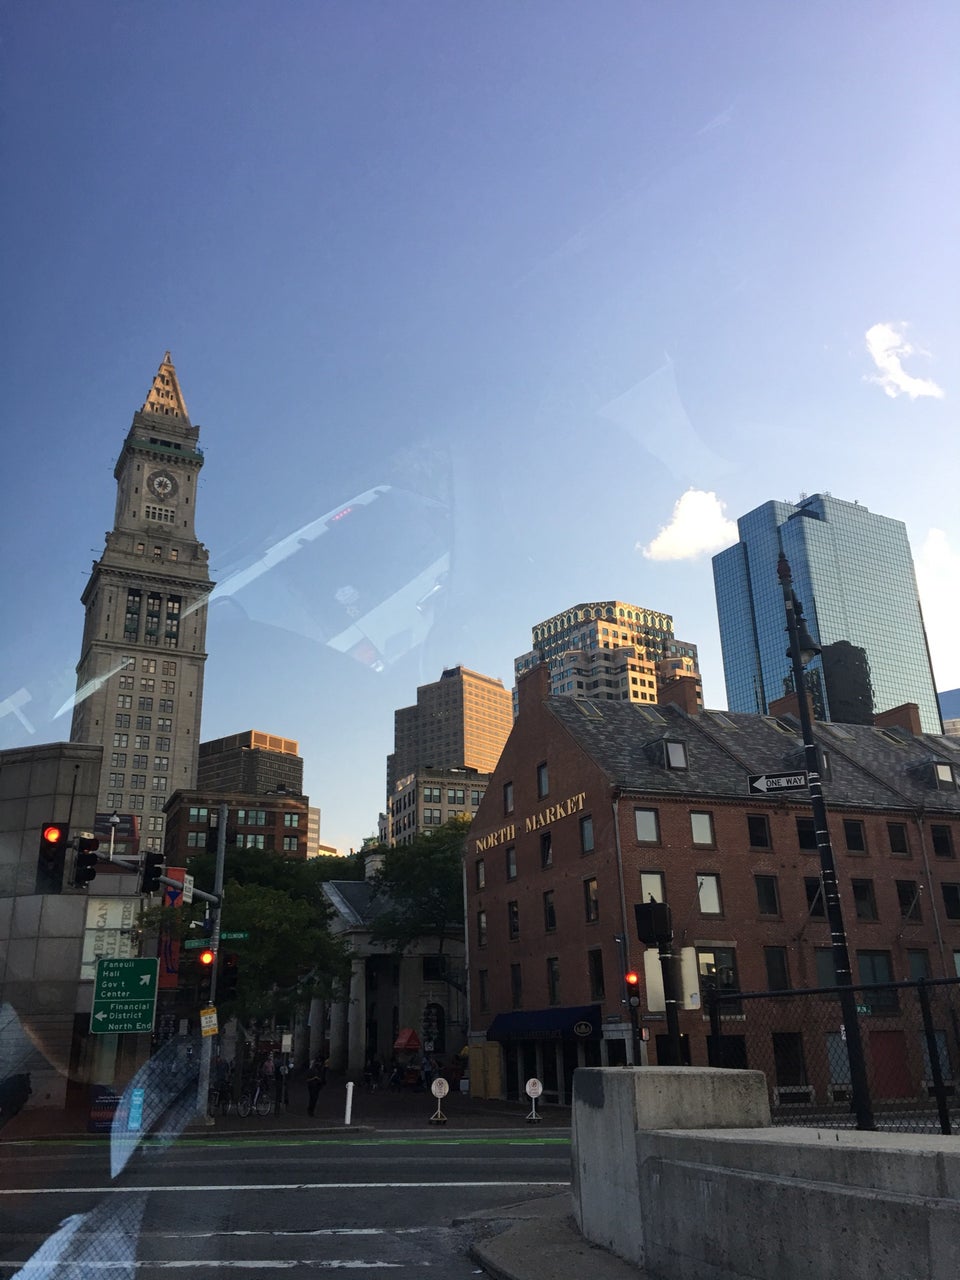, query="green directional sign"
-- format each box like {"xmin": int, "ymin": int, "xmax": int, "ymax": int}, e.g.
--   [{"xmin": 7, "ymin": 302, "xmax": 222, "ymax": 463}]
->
[{"xmin": 90, "ymin": 957, "xmax": 159, "ymax": 1034}]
